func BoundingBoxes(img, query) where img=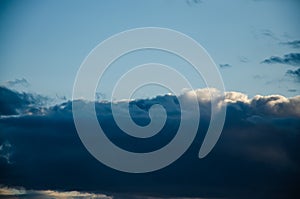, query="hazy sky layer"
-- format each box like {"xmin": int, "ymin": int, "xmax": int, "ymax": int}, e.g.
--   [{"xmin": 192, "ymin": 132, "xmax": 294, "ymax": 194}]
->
[{"xmin": 0, "ymin": 0, "xmax": 300, "ymax": 99}]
